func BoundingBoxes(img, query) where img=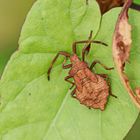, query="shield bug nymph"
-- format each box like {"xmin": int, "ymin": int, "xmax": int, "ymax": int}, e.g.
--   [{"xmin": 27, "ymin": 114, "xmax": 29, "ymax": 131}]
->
[{"xmin": 47, "ymin": 31, "xmax": 116, "ymax": 111}]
